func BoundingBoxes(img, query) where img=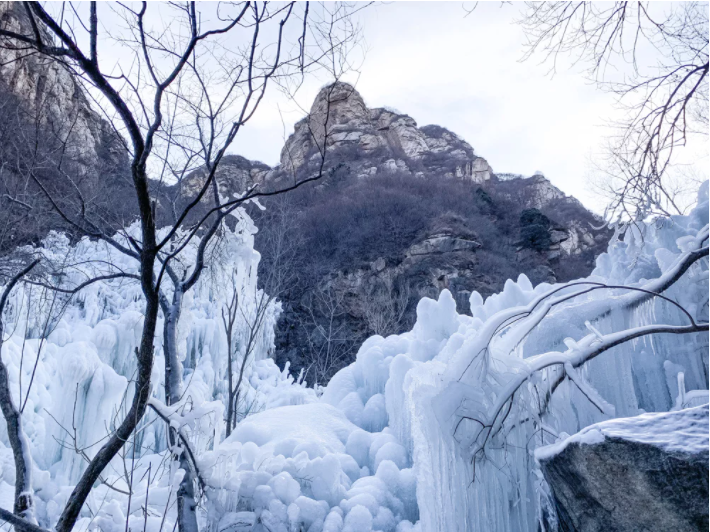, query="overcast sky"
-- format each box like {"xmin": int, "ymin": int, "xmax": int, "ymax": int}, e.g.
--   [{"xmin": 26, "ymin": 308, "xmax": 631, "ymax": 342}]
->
[{"xmin": 228, "ymin": 2, "xmax": 637, "ymax": 212}]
